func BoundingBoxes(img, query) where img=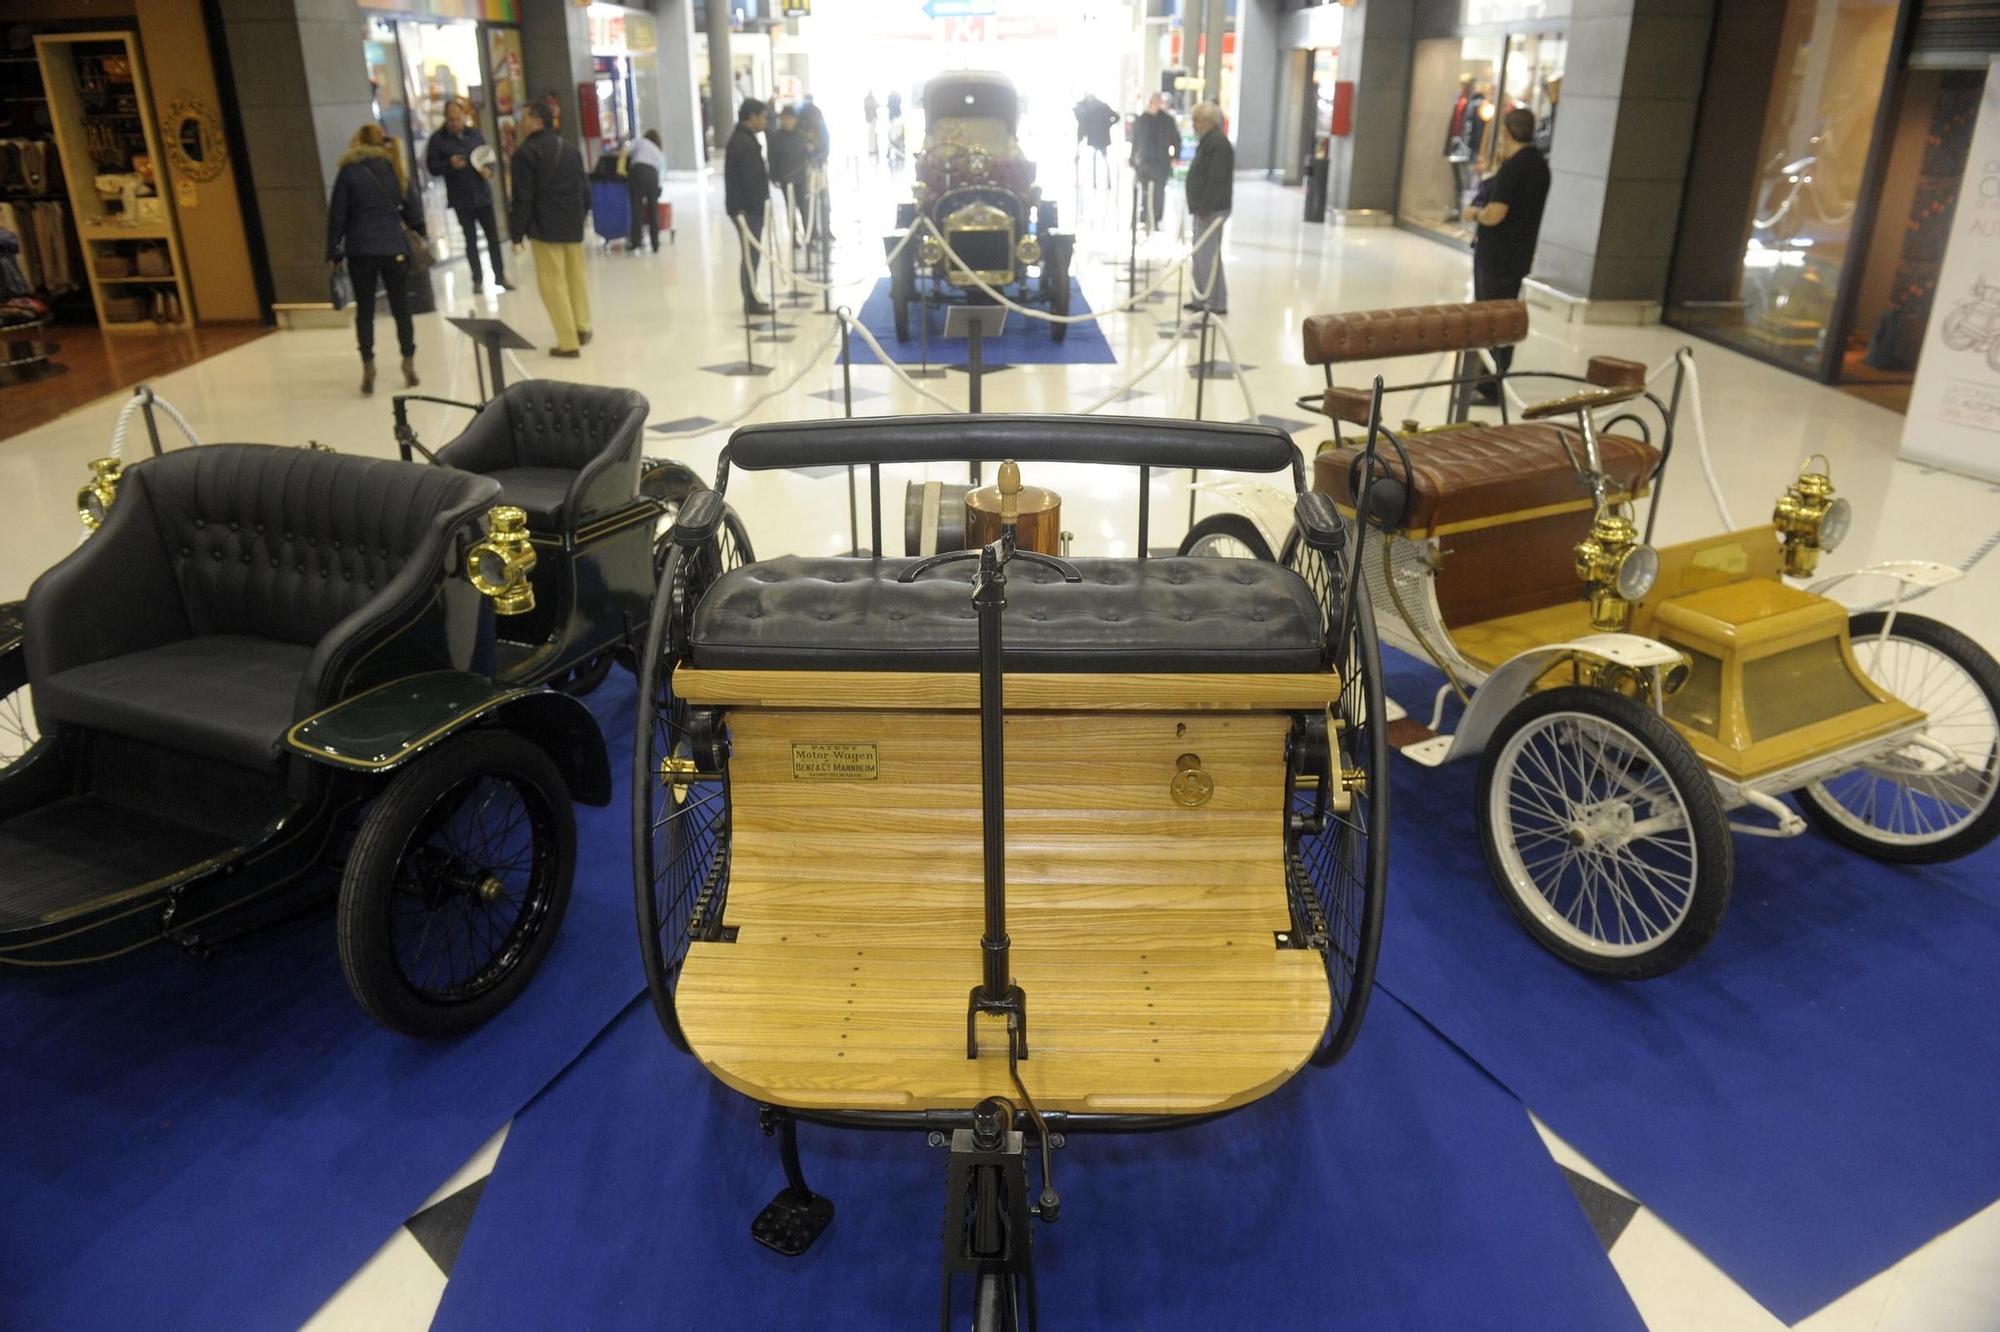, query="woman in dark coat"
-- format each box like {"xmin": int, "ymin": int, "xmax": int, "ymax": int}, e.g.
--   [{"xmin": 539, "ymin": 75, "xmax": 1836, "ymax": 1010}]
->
[{"xmin": 327, "ymin": 123, "xmax": 425, "ymax": 395}]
